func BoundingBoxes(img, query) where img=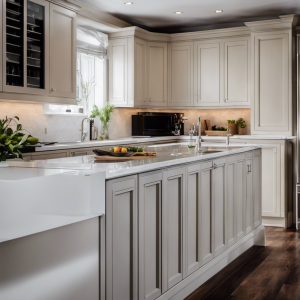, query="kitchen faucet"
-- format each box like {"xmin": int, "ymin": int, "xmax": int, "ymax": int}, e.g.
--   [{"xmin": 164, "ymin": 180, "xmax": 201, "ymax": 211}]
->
[
  {"xmin": 196, "ymin": 116, "xmax": 202, "ymax": 153},
  {"xmin": 226, "ymin": 128, "xmax": 231, "ymax": 145},
  {"xmin": 80, "ymin": 118, "xmax": 91, "ymax": 142}
]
